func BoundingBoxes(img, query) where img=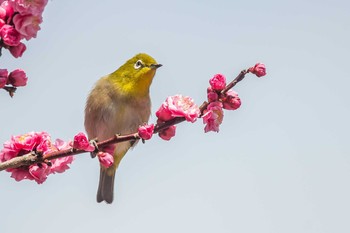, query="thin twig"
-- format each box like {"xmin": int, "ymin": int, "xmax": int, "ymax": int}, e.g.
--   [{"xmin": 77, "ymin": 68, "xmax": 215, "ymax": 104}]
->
[{"xmin": 2, "ymin": 86, "xmax": 17, "ymax": 97}]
